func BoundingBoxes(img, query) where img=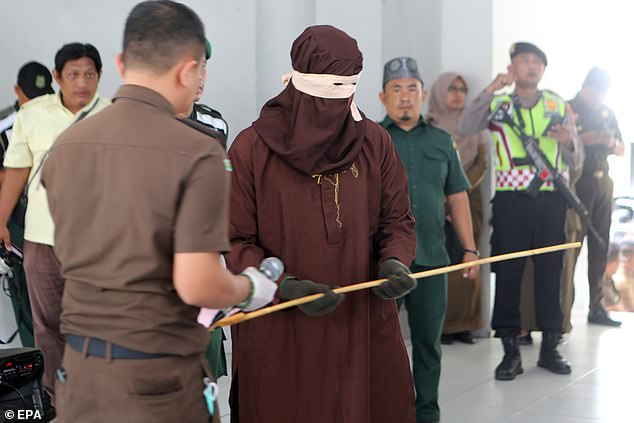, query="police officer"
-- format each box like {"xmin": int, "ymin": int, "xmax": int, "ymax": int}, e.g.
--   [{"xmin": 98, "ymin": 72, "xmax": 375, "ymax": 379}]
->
[
  {"xmin": 458, "ymin": 42, "xmax": 582, "ymax": 380},
  {"xmin": 569, "ymin": 67, "xmax": 624, "ymax": 327},
  {"xmin": 41, "ymin": 2, "xmax": 277, "ymax": 422}
]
